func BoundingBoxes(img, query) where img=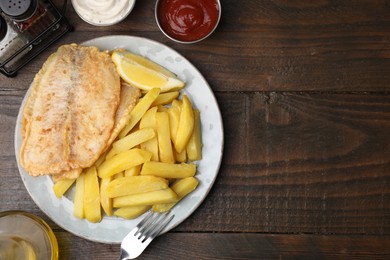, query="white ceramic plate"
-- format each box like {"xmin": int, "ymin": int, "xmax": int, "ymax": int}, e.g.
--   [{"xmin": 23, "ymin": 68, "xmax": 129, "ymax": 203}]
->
[{"xmin": 14, "ymin": 36, "xmax": 224, "ymax": 244}]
